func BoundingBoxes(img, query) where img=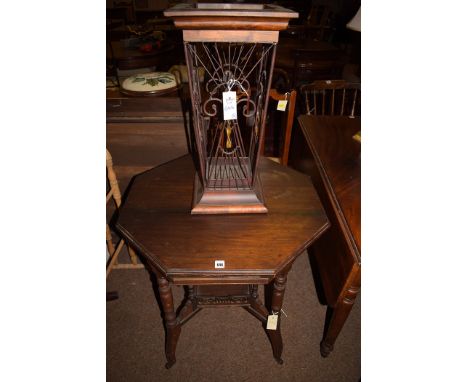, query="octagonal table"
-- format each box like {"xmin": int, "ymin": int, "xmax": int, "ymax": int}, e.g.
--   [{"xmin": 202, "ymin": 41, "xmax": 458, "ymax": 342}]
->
[{"xmin": 116, "ymin": 155, "xmax": 329, "ymax": 368}]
